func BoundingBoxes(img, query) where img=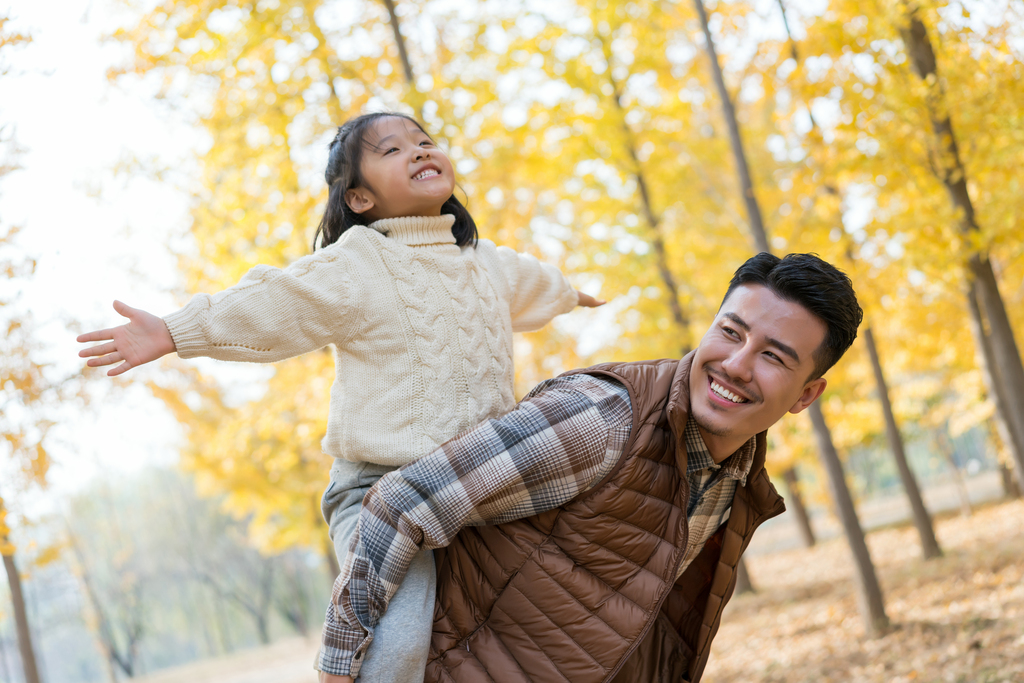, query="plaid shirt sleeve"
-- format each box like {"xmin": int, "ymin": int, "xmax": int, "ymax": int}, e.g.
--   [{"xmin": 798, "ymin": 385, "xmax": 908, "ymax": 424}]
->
[{"xmin": 316, "ymin": 374, "xmax": 632, "ymax": 677}]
